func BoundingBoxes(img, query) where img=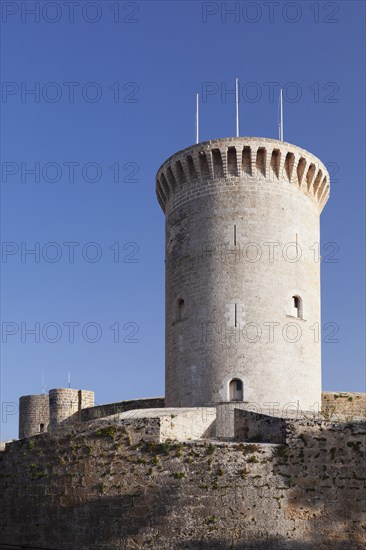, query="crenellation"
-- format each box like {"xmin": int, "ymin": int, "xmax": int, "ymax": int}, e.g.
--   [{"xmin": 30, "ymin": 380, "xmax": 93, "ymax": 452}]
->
[{"xmin": 157, "ymin": 138, "xmax": 330, "ymax": 217}]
